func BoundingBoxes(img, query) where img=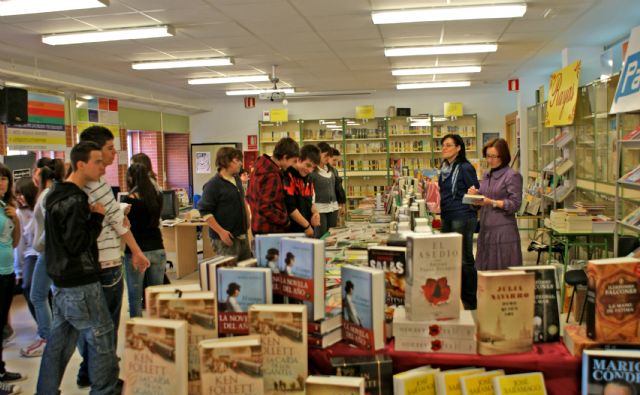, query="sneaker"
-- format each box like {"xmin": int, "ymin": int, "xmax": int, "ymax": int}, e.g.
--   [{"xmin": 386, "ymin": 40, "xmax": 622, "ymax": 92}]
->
[
  {"xmin": 0, "ymin": 381, "xmax": 20, "ymax": 395},
  {"xmin": 77, "ymin": 375, "xmax": 91, "ymax": 389},
  {"xmin": 20, "ymin": 338, "xmax": 46, "ymax": 358},
  {"xmin": 0, "ymin": 372, "xmax": 25, "ymax": 383}
]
